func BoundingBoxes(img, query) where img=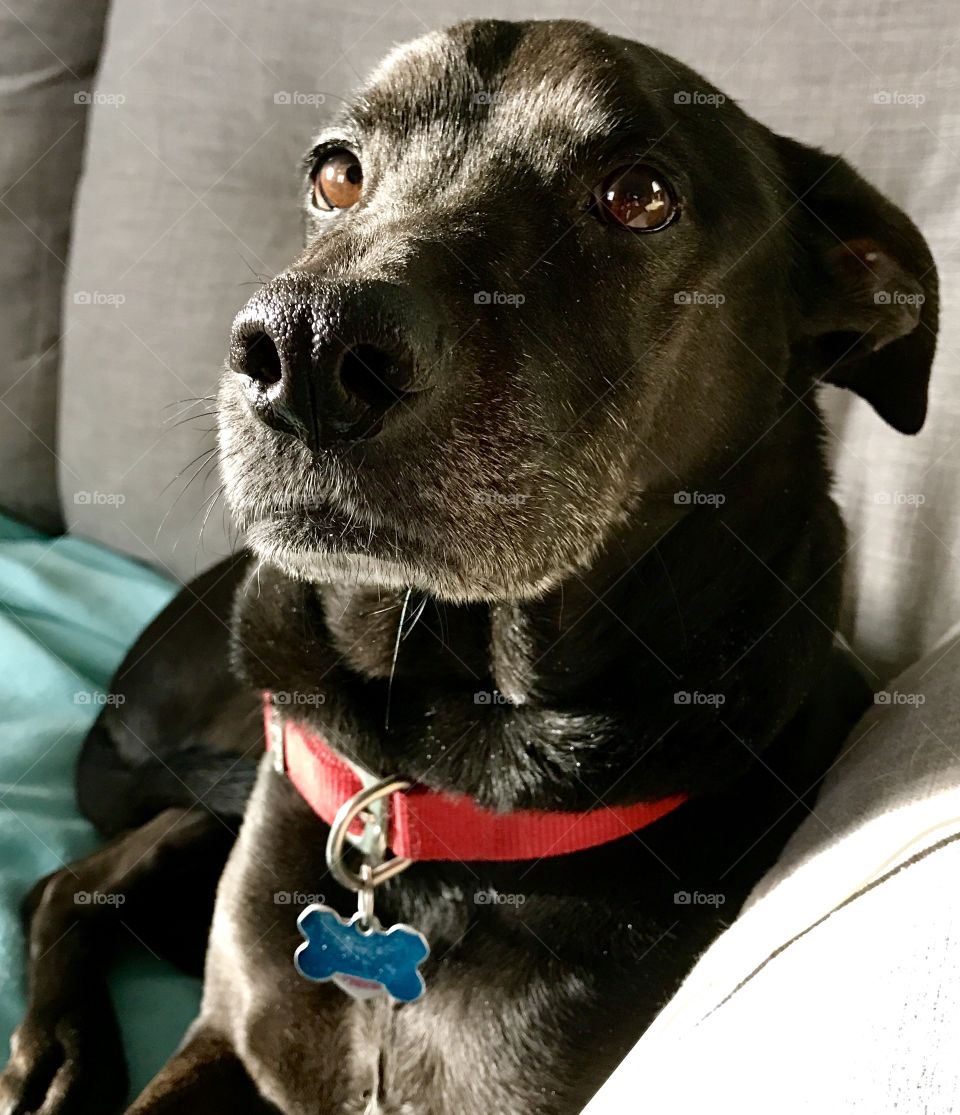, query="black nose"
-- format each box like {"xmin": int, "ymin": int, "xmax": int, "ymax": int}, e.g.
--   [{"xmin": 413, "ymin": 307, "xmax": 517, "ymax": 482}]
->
[{"xmin": 229, "ymin": 275, "xmax": 420, "ymax": 450}]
